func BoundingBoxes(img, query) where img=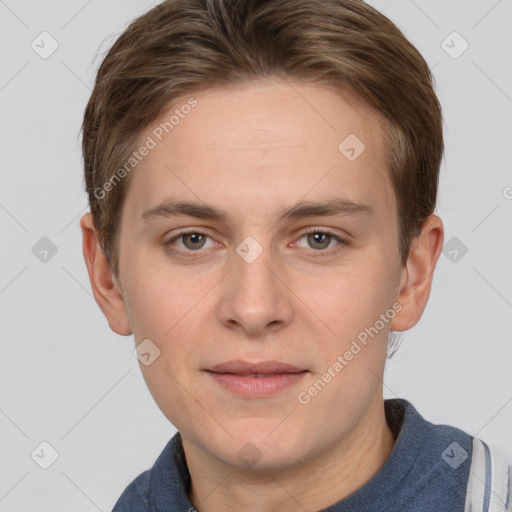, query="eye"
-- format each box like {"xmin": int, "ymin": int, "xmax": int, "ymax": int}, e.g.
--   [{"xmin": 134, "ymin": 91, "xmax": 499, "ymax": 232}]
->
[
  {"xmin": 165, "ymin": 227, "xmax": 349, "ymax": 258},
  {"xmin": 295, "ymin": 228, "xmax": 348, "ymax": 252},
  {"xmin": 166, "ymin": 231, "xmax": 216, "ymax": 251}
]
